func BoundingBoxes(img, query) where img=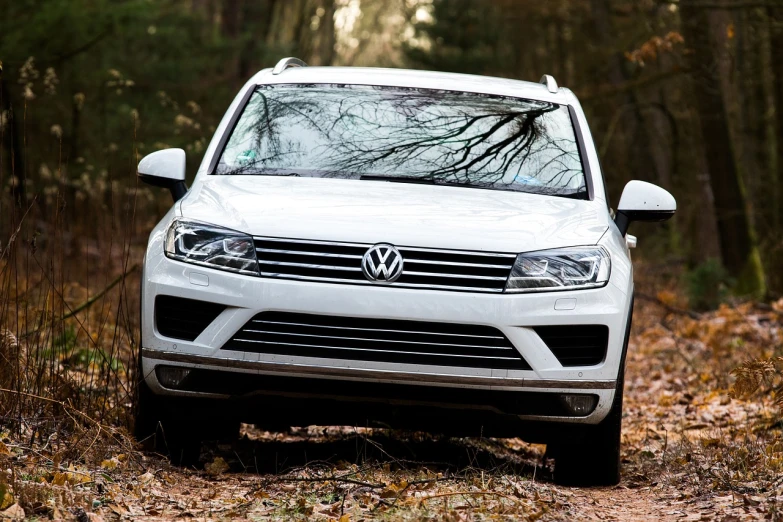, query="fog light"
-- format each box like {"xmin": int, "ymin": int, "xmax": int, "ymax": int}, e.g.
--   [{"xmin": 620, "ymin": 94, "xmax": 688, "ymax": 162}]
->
[
  {"xmin": 560, "ymin": 394, "xmax": 598, "ymax": 416},
  {"xmin": 156, "ymin": 366, "xmax": 192, "ymax": 389}
]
